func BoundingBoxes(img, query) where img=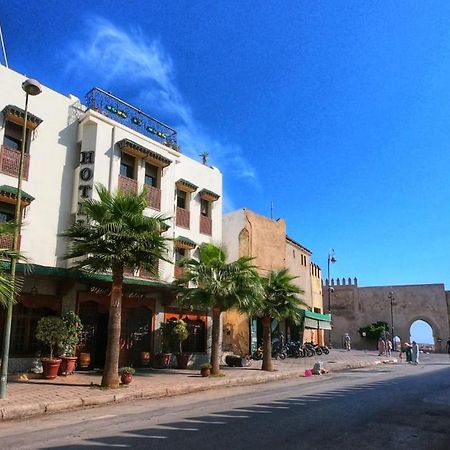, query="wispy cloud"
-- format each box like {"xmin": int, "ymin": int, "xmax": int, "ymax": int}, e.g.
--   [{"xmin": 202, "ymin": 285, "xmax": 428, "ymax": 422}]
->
[{"xmin": 67, "ymin": 17, "xmax": 261, "ymax": 208}]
